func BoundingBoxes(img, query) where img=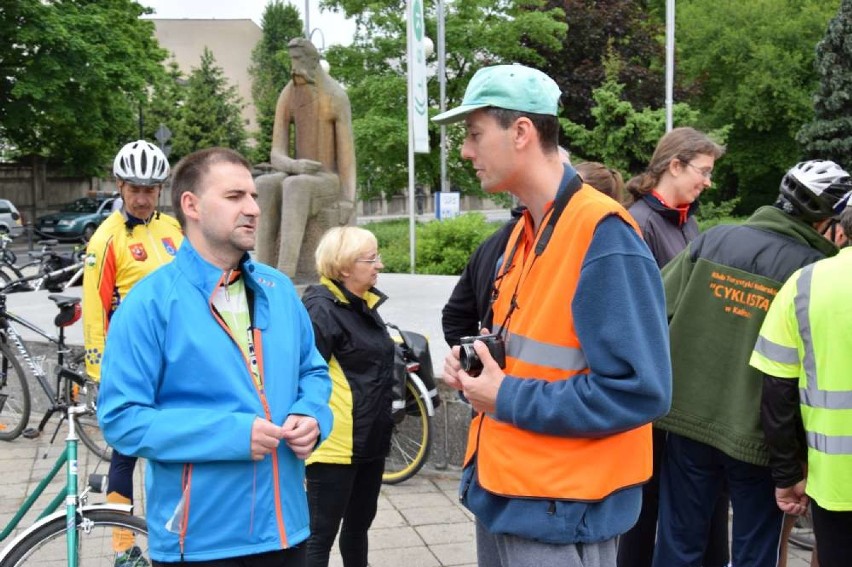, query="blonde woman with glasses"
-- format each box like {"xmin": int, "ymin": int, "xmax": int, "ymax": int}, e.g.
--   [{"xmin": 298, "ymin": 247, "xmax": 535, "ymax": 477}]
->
[{"xmin": 300, "ymin": 226, "xmax": 396, "ymax": 567}]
